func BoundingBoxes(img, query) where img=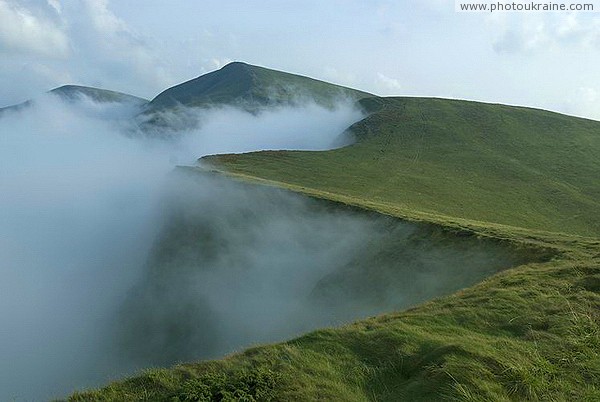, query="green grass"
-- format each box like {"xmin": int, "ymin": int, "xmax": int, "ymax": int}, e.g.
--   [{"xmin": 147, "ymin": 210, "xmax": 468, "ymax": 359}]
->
[
  {"xmin": 69, "ymin": 255, "xmax": 600, "ymax": 401},
  {"xmin": 141, "ymin": 62, "xmax": 372, "ymax": 130},
  {"xmin": 0, "ymin": 85, "xmax": 148, "ymax": 114},
  {"xmin": 147, "ymin": 62, "xmax": 372, "ymax": 112},
  {"xmin": 205, "ymin": 97, "xmax": 600, "ymax": 238},
  {"xmin": 50, "ymin": 85, "xmax": 149, "ymax": 105},
  {"xmin": 68, "ymin": 96, "xmax": 600, "ymax": 401}
]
